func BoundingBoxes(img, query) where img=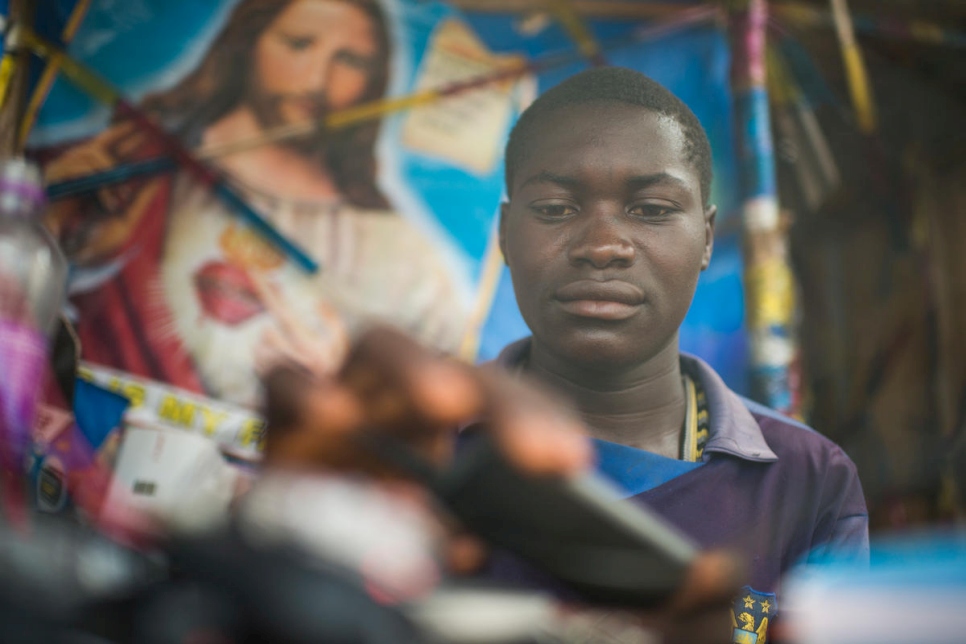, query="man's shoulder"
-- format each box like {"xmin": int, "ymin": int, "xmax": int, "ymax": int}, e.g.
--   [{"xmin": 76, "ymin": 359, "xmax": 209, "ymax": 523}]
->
[
  {"xmin": 720, "ymin": 392, "xmax": 868, "ymax": 557},
  {"xmin": 739, "ymin": 396, "xmax": 858, "ymax": 479}
]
